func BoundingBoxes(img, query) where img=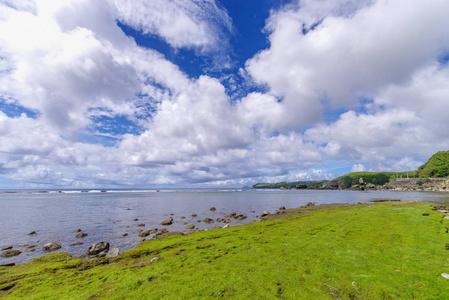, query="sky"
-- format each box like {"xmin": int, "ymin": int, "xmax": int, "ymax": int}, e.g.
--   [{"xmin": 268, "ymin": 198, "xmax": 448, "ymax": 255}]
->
[{"xmin": 0, "ymin": 0, "xmax": 449, "ymax": 189}]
